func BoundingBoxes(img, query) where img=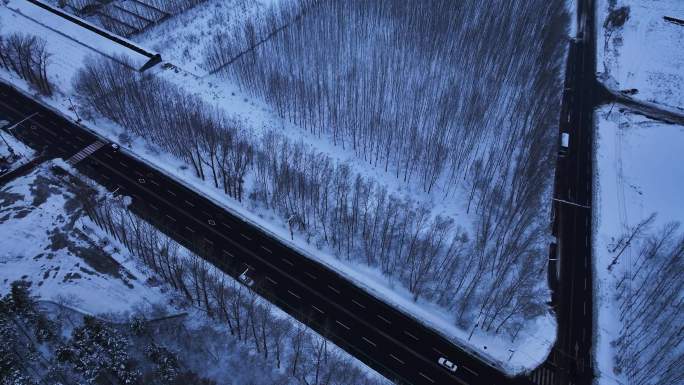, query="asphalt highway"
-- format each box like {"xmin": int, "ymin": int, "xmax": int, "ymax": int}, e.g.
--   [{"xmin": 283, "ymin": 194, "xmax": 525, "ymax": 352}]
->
[
  {"xmin": 548, "ymin": 0, "xmax": 597, "ymax": 384},
  {"xmin": 0, "ymin": 82, "xmax": 541, "ymax": 385}
]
